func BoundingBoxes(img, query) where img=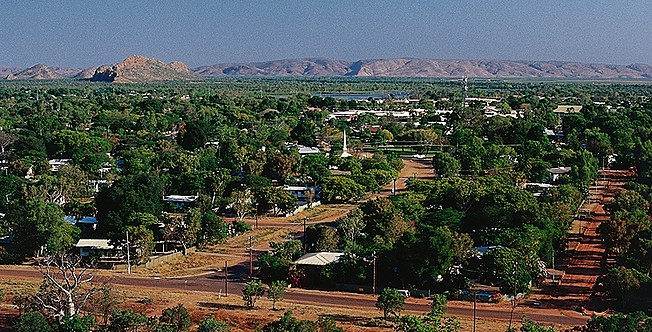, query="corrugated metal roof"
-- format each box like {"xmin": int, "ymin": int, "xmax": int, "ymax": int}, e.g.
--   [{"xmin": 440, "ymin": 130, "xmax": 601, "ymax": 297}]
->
[{"xmin": 294, "ymin": 252, "xmax": 344, "ymax": 266}]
